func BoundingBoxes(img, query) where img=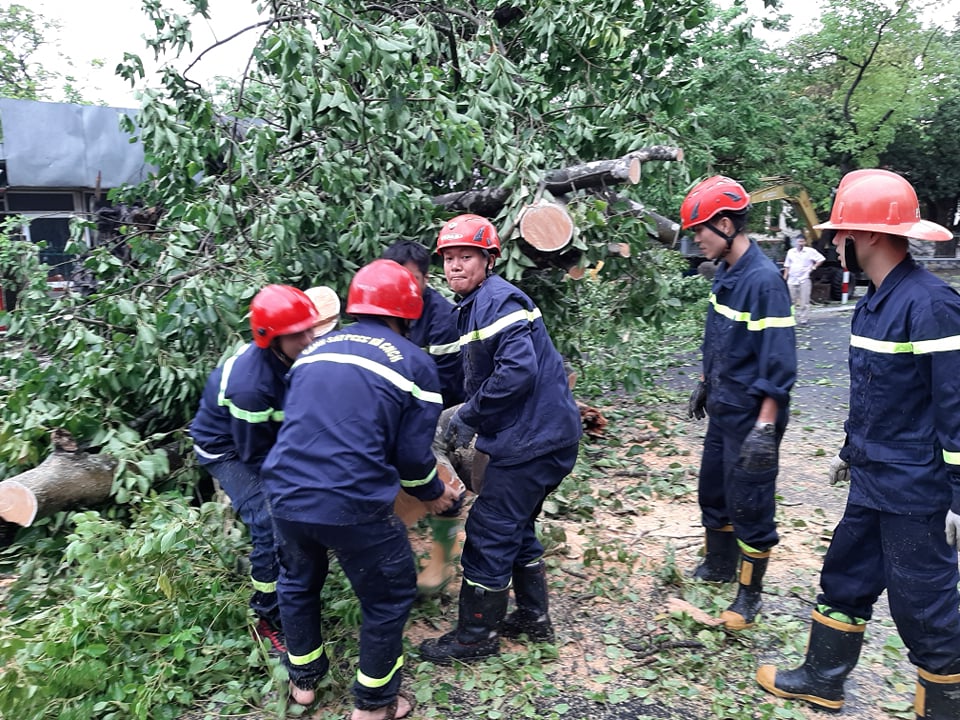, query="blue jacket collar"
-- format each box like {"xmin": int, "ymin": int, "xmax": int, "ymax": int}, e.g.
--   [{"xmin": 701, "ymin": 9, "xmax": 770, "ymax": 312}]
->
[
  {"xmin": 863, "ymin": 254, "xmax": 916, "ymax": 313},
  {"xmin": 715, "ymin": 240, "xmax": 761, "ymax": 290}
]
